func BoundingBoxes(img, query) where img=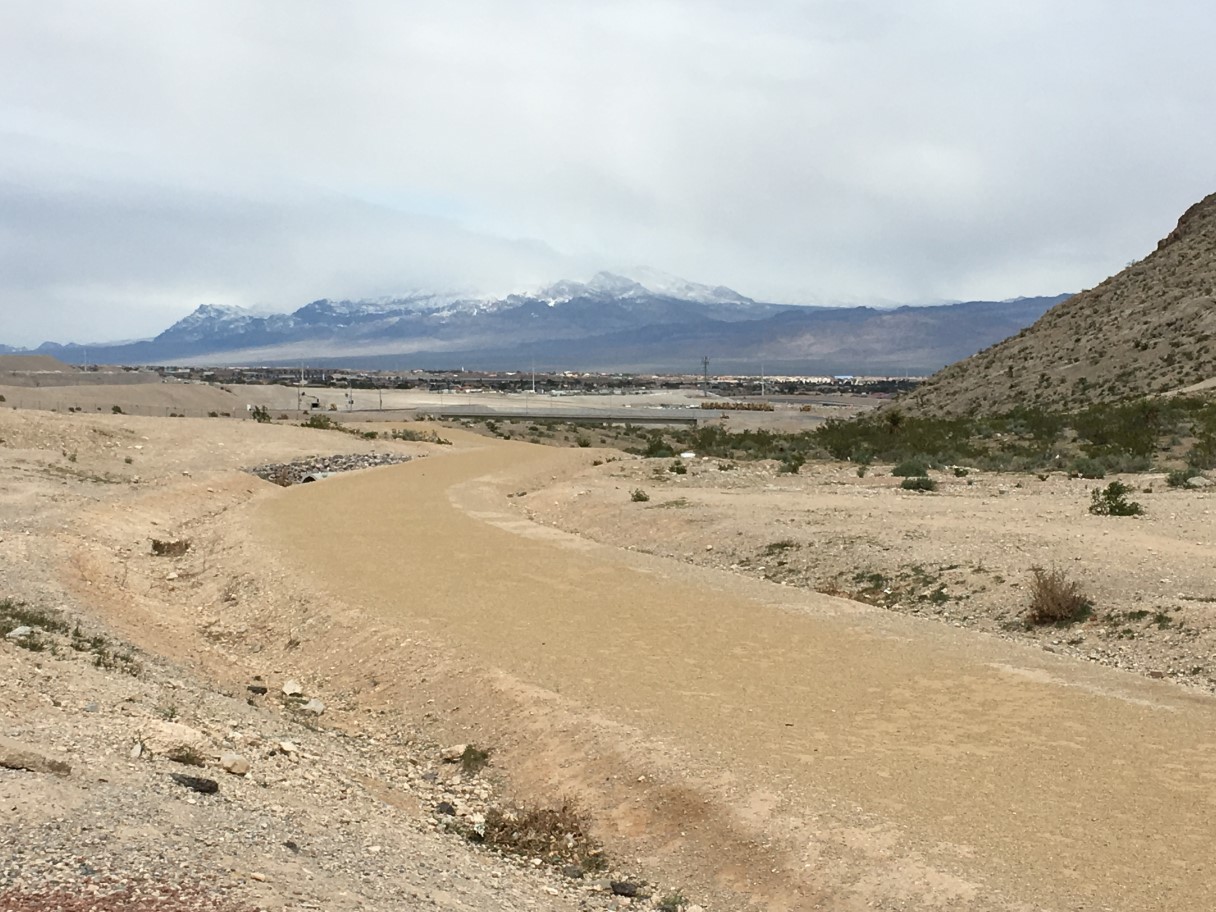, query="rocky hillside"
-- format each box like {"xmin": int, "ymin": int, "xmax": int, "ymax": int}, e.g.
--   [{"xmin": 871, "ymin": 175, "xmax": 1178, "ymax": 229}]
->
[{"xmin": 903, "ymin": 192, "xmax": 1216, "ymax": 415}]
